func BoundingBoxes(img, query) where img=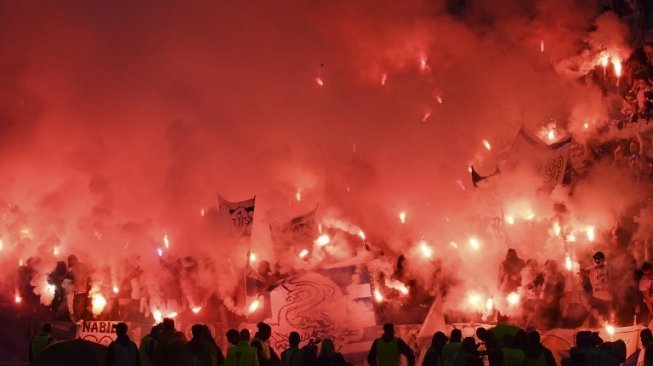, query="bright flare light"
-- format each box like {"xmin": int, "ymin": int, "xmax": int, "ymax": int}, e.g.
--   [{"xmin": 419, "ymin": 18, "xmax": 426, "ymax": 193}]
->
[
  {"xmin": 553, "ymin": 222, "xmax": 561, "ymax": 236},
  {"xmin": 46, "ymin": 284, "xmax": 56, "ymax": 294},
  {"xmin": 295, "ymin": 191, "xmax": 301, "ymax": 202},
  {"xmin": 419, "ymin": 55, "xmax": 428, "ymax": 71},
  {"xmin": 167, "ymin": 312, "xmax": 178, "ymax": 318},
  {"xmin": 449, "ymin": 241, "xmax": 459, "ymax": 249},
  {"xmin": 374, "ymin": 289, "xmax": 383, "ymax": 303},
  {"xmin": 386, "ymin": 279, "xmax": 409, "ymax": 295},
  {"xmin": 0, "ymin": 239, "xmax": 3, "ymax": 251},
  {"xmin": 91, "ymin": 293, "xmax": 107, "ymax": 316},
  {"xmin": 381, "ymin": 73, "xmax": 387, "ymax": 86},
  {"xmin": 505, "ymin": 216, "xmax": 515, "ymax": 225},
  {"xmin": 612, "ymin": 58, "xmax": 622, "ymax": 78},
  {"xmin": 540, "ymin": 40, "xmax": 544, "ymax": 53},
  {"xmin": 565, "ymin": 255, "xmax": 573, "ymax": 271},
  {"xmin": 298, "ymin": 249, "xmax": 309, "ymax": 258},
  {"xmin": 249, "ymin": 252, "xmax": 257, "ymax": 263},
  {"xmin": 482, "ymin": 139, "xmax": 491, "ymax": 150},
  {"xmin": 566, "ymin": 234, "xmax": 576, "ymax": 243},
  {"xmin": 399, "ymin": 211, "xmax": 406, "ymax": 224},
  {"xmin": 547, "ymin": 129, "xmax": 556, "ymax": 141},
  {"xmin": 358, "ymin": 230, "xmax": 366, "ymax": 240},
  {"xmin": 468, "ymin": 237, "xmax": 480, "ymax": 250},
  {"xmin": 157, "ymin": 248, "xmax": 163, "ymax": 257},
  {"xmin": 420, "ymin": 242, "xmax": 433, "ymax": 258},
  {"xmin": 316, "ymin": 77, "xmax": 324, "ymax": 86},
  {"xmin": 14, "ymin": 293, "xmax": 22, "ymax": 304},
  {"xmin": 586, "ymin": 226, "xmax": 595, "ymax": 242},
  {"xmin": 583, "ymin": 122, "xmax": 590, "ymax": 129},
  {"xmin": 113, "ymin": 285, "xmax": 119, "ymax": 294},
  {"xmin": 605, "ymin": 324, "xmax": 616, "ymax": 336},
  {"xmin": 53, "ymin": 246, "xmax": 60, "ymax": 256},
  {"xmin": 485, "ymin": 297, "xmax": 494, "ymax": 311},
  {"xmin": 192, "ymin": 307, "xmax": 202, "ymax": 314},
  {"xmin": 248, "ymin": 299, "xmax": 261, "ymax": 313},
  {"xmin": 600, "ymin": 53, "xmax": 609, "ymax": 68},
  {"xmin": 315, "ymin": 234, "xmax": 330, "ymax": 246},
  {"xmin": 506, "ymin": 292, "xmax": 521, "ymax": 306},
  {"xmin": 468, "ymin": 293, "xmax": 482, "ymax": 307},
  {"xmin": 164, "ymin": 234, "xmax": 170, "ymax": 249},
  {"xmin": 153, "ymin": 309, "xmax": 163, "ymax": 323},
  {"xmin": 422, "ymin": 110, "xmax": 432, "ymax": 122}
]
